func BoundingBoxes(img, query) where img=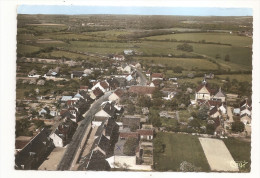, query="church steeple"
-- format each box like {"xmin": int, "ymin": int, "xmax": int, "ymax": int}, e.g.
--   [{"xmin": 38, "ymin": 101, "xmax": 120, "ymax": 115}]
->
[{"xmin": 202, "ymin": 78, "xmax": 207, "ymax": 85}]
